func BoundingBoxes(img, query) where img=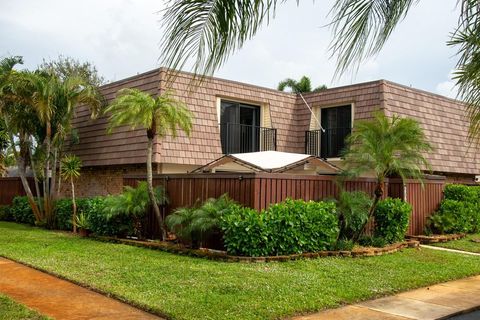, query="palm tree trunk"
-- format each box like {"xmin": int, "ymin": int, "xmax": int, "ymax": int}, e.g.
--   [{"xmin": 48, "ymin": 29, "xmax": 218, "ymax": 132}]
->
[
  {"xmin": 353, "ymin": 180, "xmax": 384, "ymax": 242},
  {"xmin": 28, "ymin": 140, "xmax": 43, "ymax": 213},
  {"xmin": 44, "ymin": 122, "xmax": 54, "ymax": 228},
  {"xmin": 146, "ymin": 136, "xmax": 166, "ymax": 240},
  {"xmin": 71, "ymin": 177, "xmax": 77, "ymax": 233}
]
